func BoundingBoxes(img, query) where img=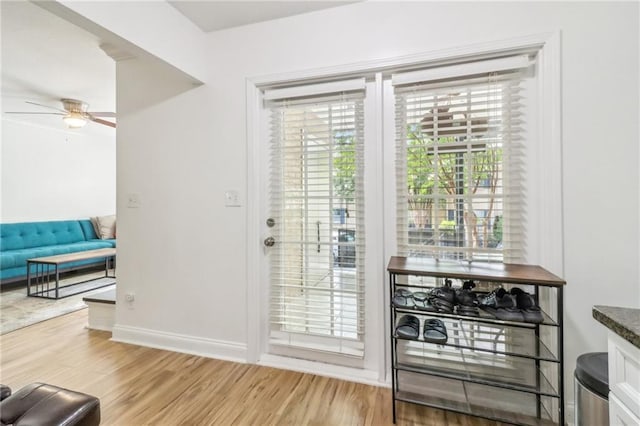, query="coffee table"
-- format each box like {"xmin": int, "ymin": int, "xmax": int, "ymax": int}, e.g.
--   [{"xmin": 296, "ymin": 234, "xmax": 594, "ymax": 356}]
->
[{"xmin": 27, "ymin": 248, "xmax": 116, "ymax": 299}]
